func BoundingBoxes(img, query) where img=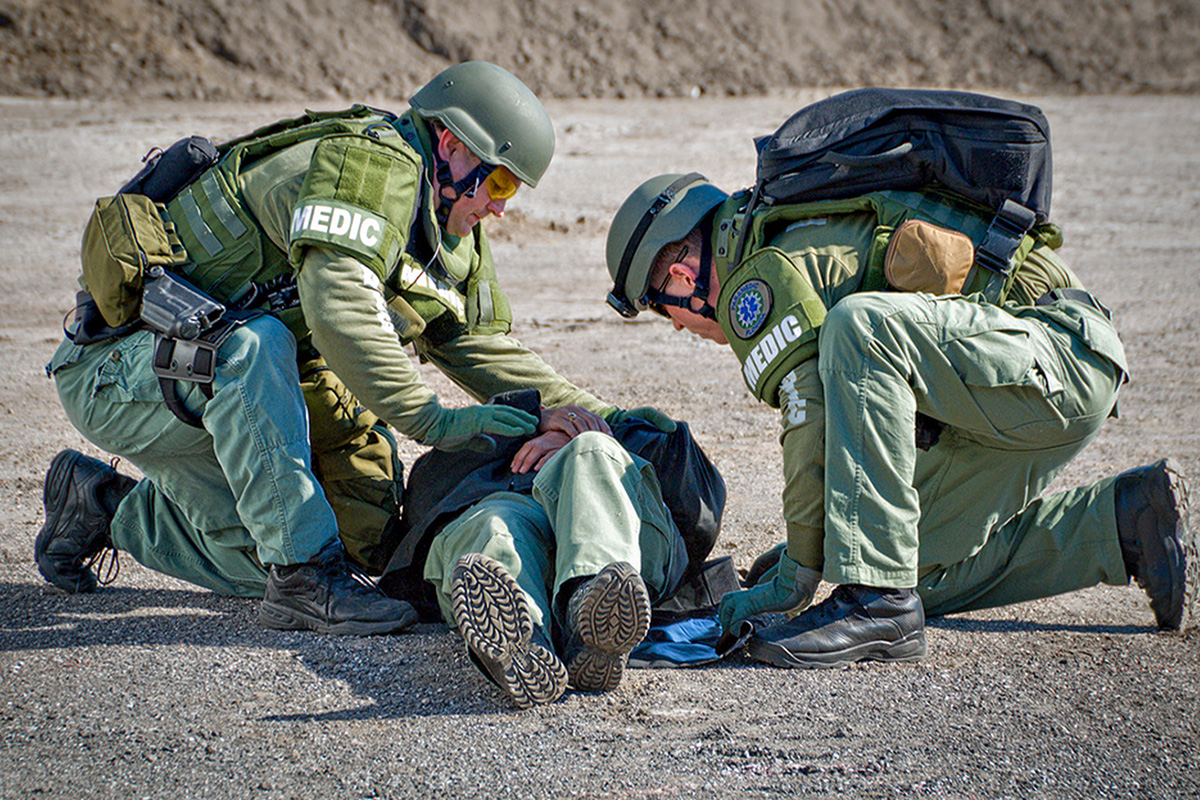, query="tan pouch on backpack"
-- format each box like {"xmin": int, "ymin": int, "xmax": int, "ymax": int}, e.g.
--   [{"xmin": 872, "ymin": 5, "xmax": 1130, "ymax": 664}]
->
[
  {"xmin": 80, "ymin": 193, "xmax": 187, "ymax": 327},
  {"xmin": 884, "ymin": 219, "xmax": 975, "ymax": 295}
]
